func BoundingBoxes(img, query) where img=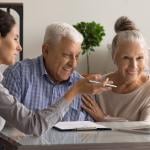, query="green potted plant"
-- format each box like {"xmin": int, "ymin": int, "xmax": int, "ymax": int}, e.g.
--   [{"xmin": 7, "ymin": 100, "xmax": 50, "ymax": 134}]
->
[{"xmin": 73, "ymin": 21, "xmax": 105, "ymax": 73}]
